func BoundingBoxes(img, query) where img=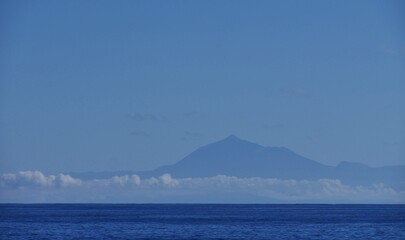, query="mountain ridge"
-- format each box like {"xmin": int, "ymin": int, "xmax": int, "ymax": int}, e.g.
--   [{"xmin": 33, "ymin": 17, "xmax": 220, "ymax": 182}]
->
[
  {"xmin": 140, "ymin": 135, "xmax": 331, "ymax": 179},
  {"xmin": 69, "ymin": 135, "xmax": 405, "ymax": 190}
]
